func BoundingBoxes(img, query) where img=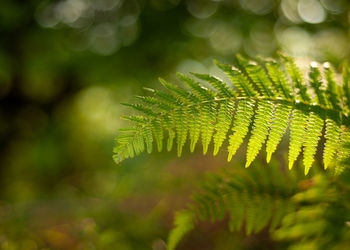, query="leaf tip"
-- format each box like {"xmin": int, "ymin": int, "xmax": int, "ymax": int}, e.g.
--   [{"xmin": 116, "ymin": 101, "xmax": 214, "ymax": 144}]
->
[
  {"xmin": 266, "ymin": 152, "xmax": 272, "ymax": 163},
  {"xmin": 288, "ymin": 161, "xmax": 294, "ymax": 170},
  {"xmin": 304, "ymin": 166, "xmax": 311, "ymax": 175}
]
